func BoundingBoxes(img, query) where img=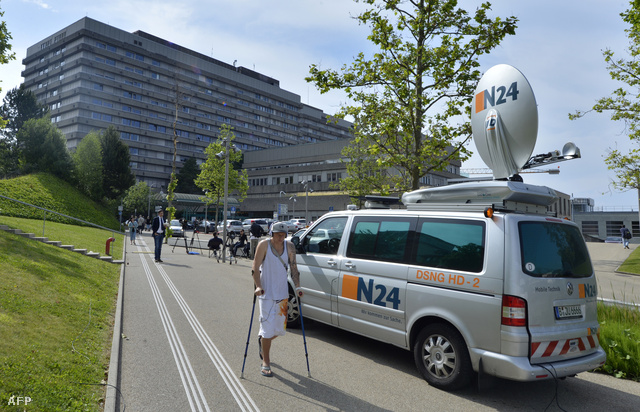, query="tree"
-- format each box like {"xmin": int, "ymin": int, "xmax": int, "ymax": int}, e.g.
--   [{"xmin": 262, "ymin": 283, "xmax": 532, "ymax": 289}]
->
[
  {"xmin": 17, "ymin": 118, "xmax": 74, "ymax": 181},
  {"xmin": 0, "ymin": 84, "xmax": 48, "ymax": 177},
  {"xmin": 570, "ymin": 1, "xmax": 640, "ymax": 195},
  {"xmin": 1, "ymin": 84, "xmax": 48, "ymax": 140},
  {"xmin": 195, "ymin": 124, "xmax": 248, "ymax": 223},
  {"xmin": 0, "ymin": 7, "xmax": 15, "ymax": 128},
  {"xmin": 175, "ymin": 157, "xmax": 201, "ymax": 194},
  {"xmin": 73, "ymin": 131, "xmax": 103, "ymax": 201},
  {"xmin": 337, "ymin": 137, "xmax": 391, "ymax": 205},
  {"xmin": 306, "ymin": 0, "xmax": 517, "ymax": 193},
  {"xmin": 122, "ymin": 181, "xmax": 151, "ymax": 216},
  {"xmin": 101, "ymin": 126, "xmax": 135, "ymax": 200}
]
